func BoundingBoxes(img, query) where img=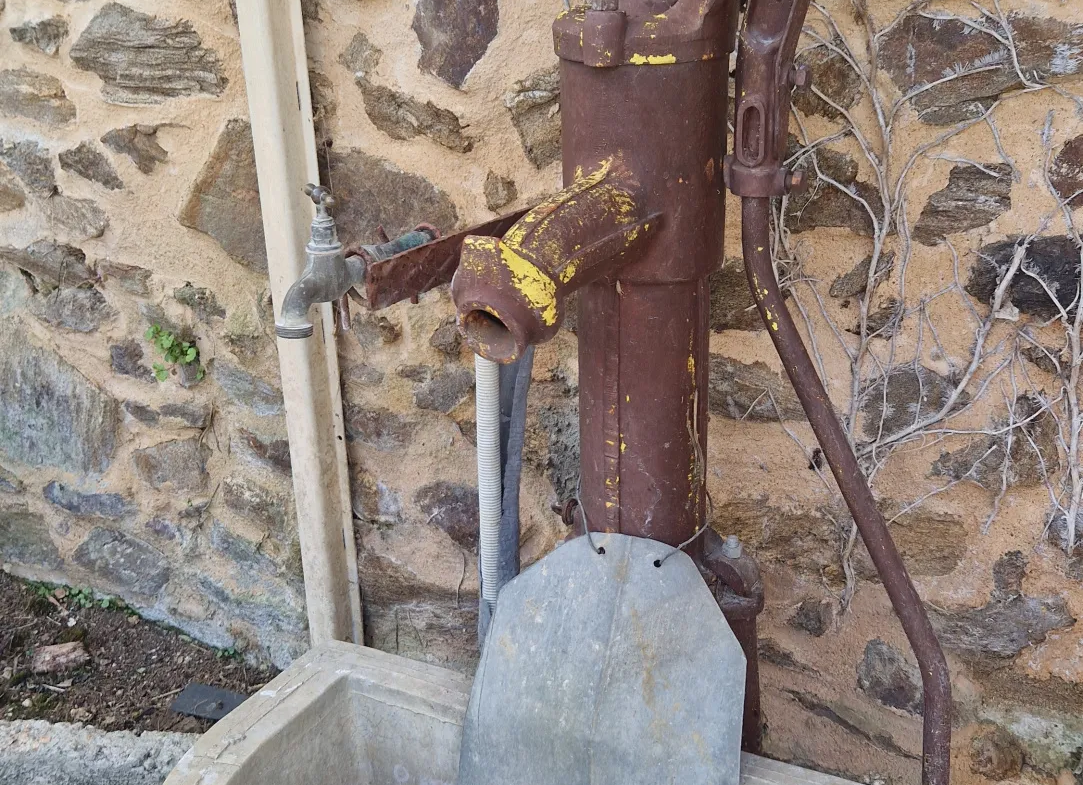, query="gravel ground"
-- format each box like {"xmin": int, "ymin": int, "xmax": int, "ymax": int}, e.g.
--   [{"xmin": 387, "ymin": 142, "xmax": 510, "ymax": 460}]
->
[{"xmin": 0, "ymin": 719, "xmax": 197, "ymax": 785}]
